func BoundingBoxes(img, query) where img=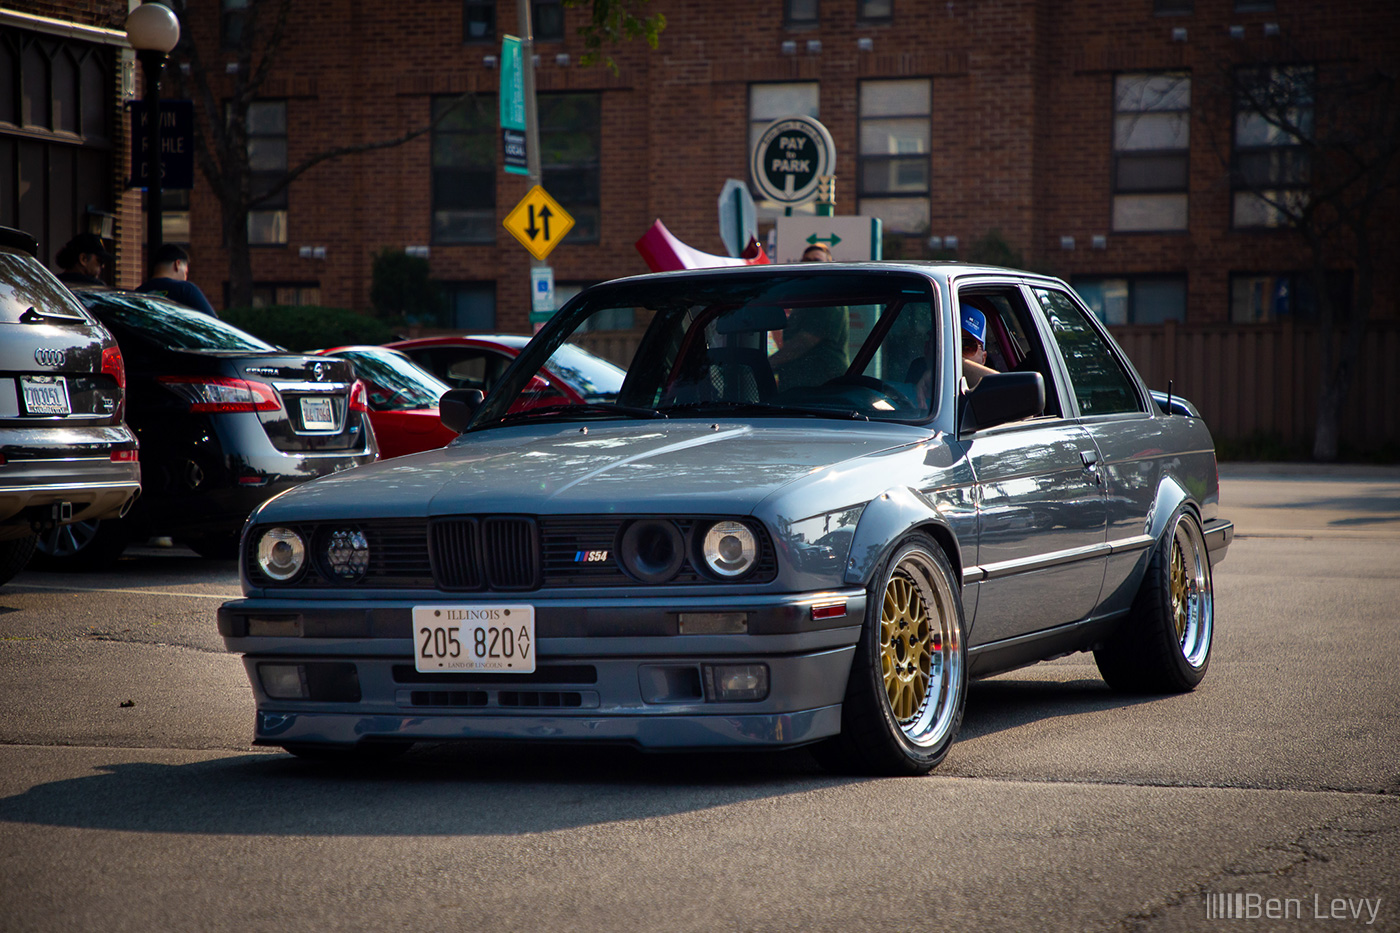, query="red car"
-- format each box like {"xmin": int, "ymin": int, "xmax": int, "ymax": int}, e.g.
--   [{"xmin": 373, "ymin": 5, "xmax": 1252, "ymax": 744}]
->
[
  {"xmin": 386, "ymin": 334, "xmax": 625, "ymax": 408},
  {"xmin": 314, "ymin": 346, "xmax": 458, "ymax": 459}
]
